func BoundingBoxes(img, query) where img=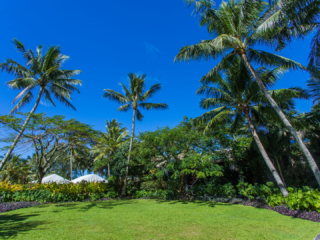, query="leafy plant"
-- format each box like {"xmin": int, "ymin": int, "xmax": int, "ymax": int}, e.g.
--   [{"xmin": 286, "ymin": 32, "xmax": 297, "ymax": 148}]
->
[{"xmin": 0, "ymin": 181, "xmax": 110, "ymax": 203}]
